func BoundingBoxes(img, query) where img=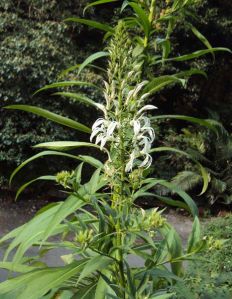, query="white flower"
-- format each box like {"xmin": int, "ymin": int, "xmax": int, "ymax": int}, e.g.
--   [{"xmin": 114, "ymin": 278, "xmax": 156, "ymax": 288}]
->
[{"xmin": 90, "ymin": 118, "xmax": 118, "ymax": 150}]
